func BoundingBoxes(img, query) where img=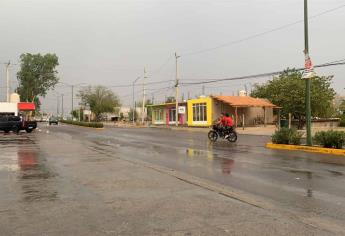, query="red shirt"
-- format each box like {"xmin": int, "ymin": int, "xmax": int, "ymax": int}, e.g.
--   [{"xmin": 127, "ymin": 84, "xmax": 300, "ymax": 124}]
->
[{"xmin": 221, "ymin": 116, "xmax": 233, "ymax": 127}]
